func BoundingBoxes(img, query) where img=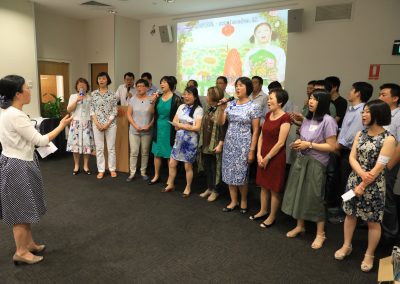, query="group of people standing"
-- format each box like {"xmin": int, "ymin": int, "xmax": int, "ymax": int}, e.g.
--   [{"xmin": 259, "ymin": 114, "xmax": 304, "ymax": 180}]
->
[{"xmin": 0, "ymin": 72, "xmax": 399, "ymax": 274}]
